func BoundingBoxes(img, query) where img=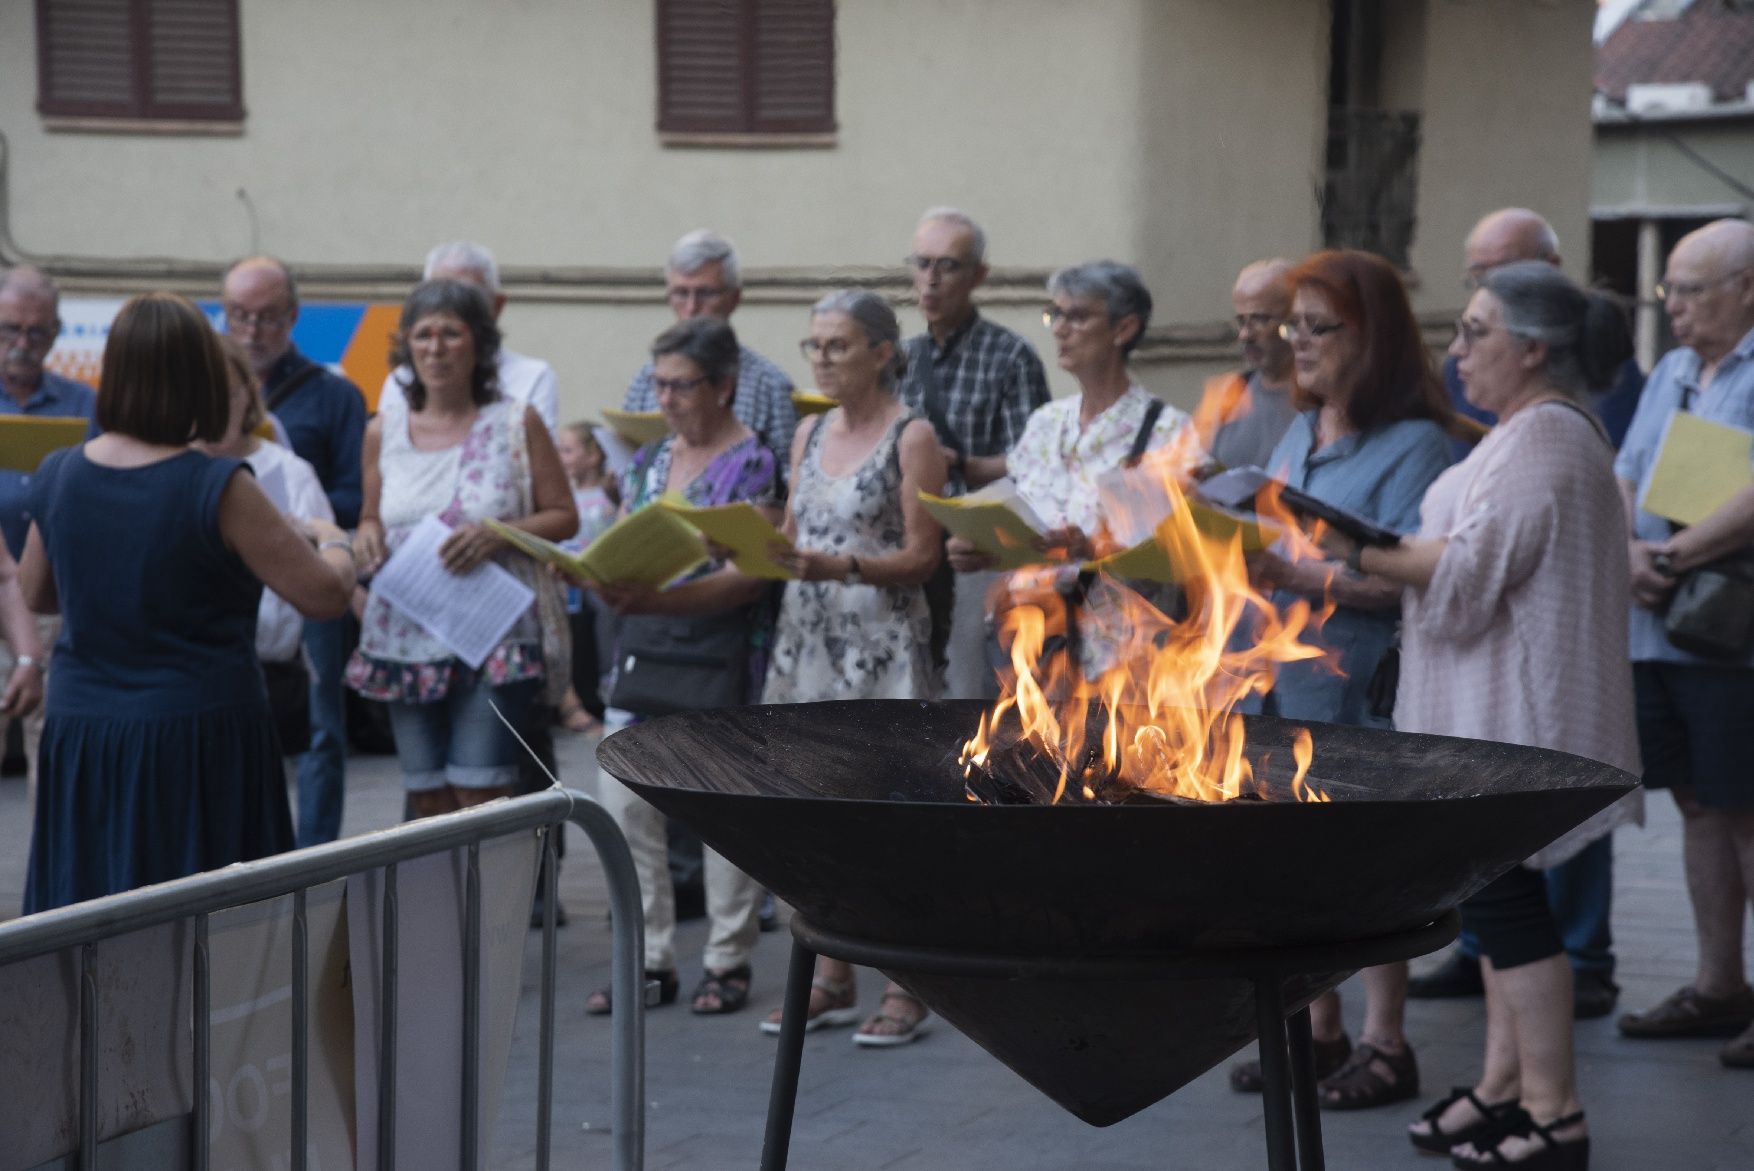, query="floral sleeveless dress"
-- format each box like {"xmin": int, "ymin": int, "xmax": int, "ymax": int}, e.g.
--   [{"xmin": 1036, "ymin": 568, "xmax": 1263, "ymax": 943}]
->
[
  {"xmin": 761, "ymin": 410, "xmax": 938, "ymax": 703},
  {"xmin": 346, "ymin": 398, "xmax": 543, "ymax": 702}
]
